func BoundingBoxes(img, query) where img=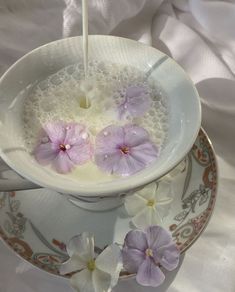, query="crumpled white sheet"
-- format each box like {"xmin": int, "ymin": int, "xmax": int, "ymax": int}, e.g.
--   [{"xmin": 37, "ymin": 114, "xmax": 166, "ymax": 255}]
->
[{"xmin": 1, "ymin": 0, "xmax": 235, "ymax": 291}]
